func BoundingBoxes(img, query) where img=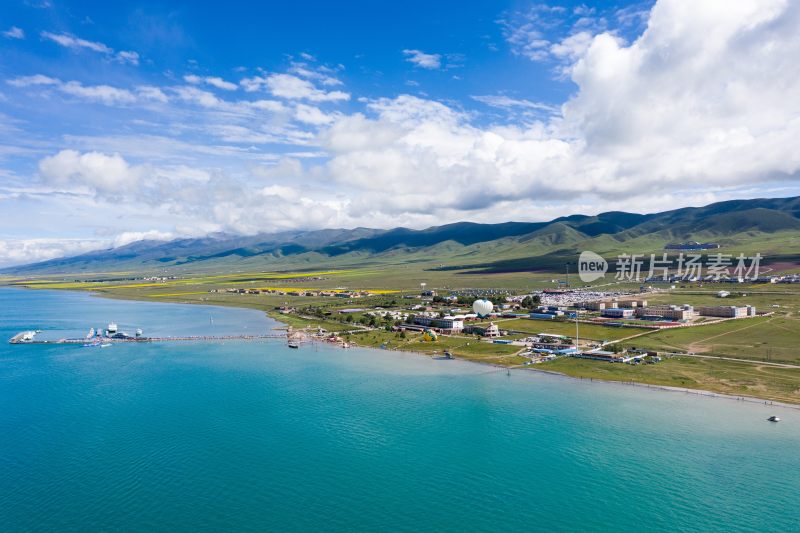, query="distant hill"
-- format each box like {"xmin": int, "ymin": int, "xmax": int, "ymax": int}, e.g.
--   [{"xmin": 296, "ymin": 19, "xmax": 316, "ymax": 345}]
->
[{"xmin": 5, "ymin": 196, "xmax": 800, "ymax": 275}]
